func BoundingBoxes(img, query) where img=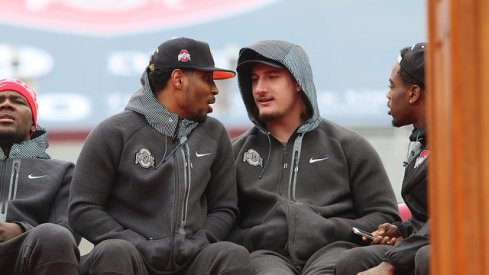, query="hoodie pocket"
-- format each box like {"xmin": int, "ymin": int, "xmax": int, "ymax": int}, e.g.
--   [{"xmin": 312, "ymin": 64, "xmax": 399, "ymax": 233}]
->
[
  {"xmin": 248, "ymin": 204, "xmax": 288, "ymax": 253},
  {"xmin": 287, "ymin": 203, "xmax": 336, "ymax": 264}
]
